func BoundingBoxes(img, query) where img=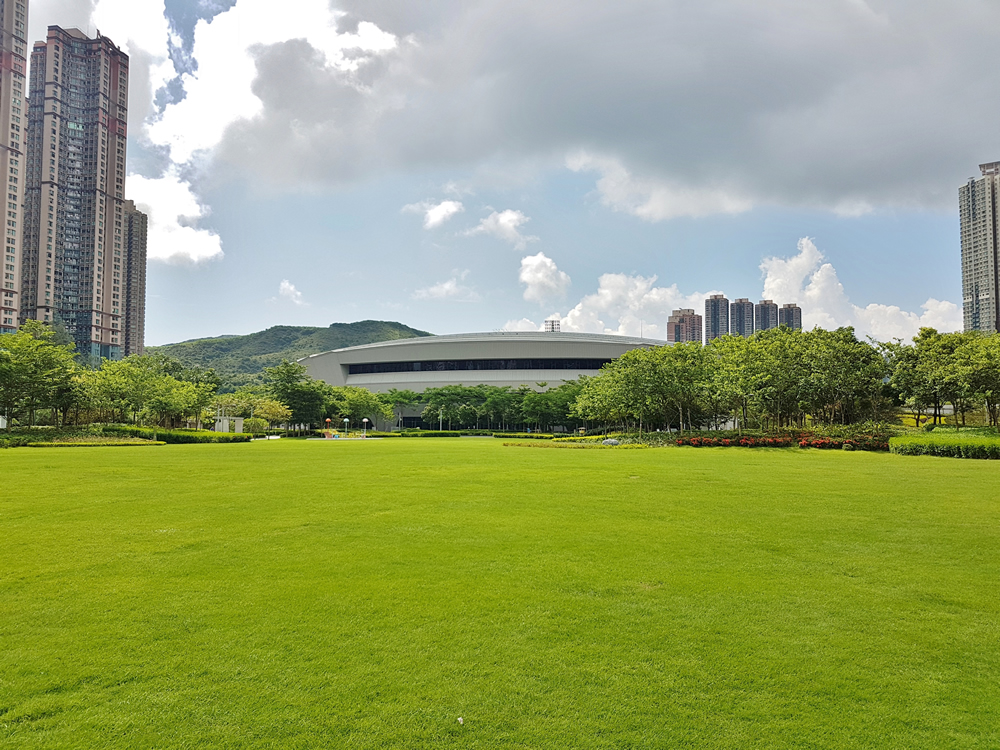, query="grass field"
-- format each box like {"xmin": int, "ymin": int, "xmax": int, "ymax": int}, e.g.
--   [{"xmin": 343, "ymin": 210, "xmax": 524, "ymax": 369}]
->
[{"xmin": 2, "ymin": 440, "xmax": 998, "ymax": 748}]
